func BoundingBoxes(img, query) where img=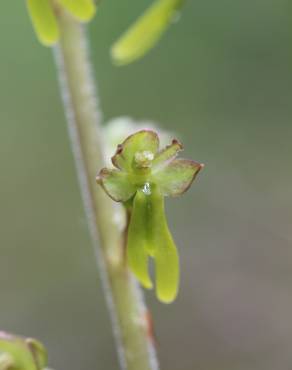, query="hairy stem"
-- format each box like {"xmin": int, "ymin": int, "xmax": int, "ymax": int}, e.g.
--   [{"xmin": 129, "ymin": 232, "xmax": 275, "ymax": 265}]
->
[{"xmin": 53, "ymin": 8, "xmax": 159, "ymax": 370}]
